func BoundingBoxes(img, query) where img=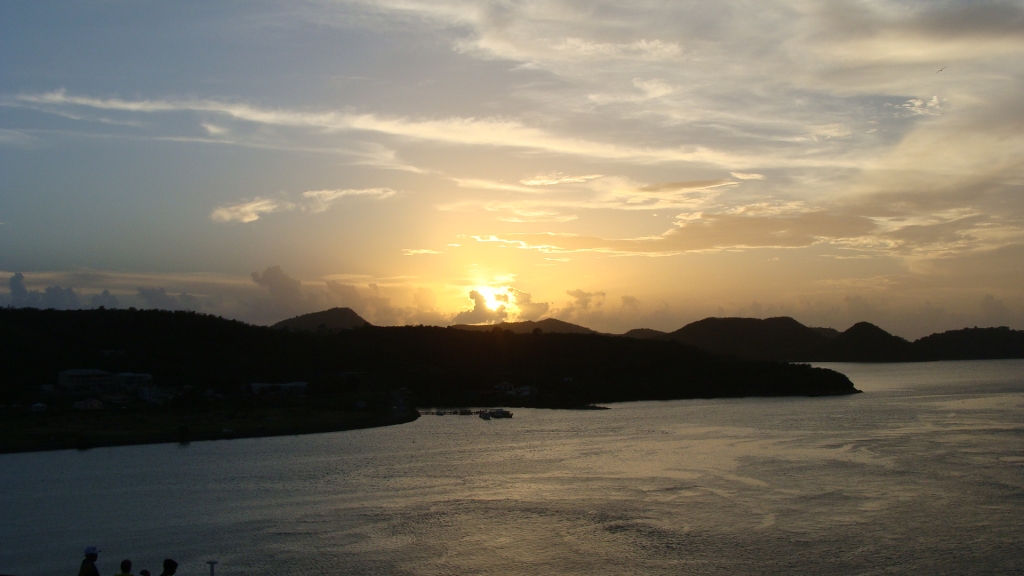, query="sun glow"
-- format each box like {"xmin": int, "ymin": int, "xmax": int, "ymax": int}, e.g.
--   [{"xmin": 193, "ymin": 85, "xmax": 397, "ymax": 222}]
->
[{"xmin": 471, "ymin": 285, "xmax": 512, "ymax": 311}]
